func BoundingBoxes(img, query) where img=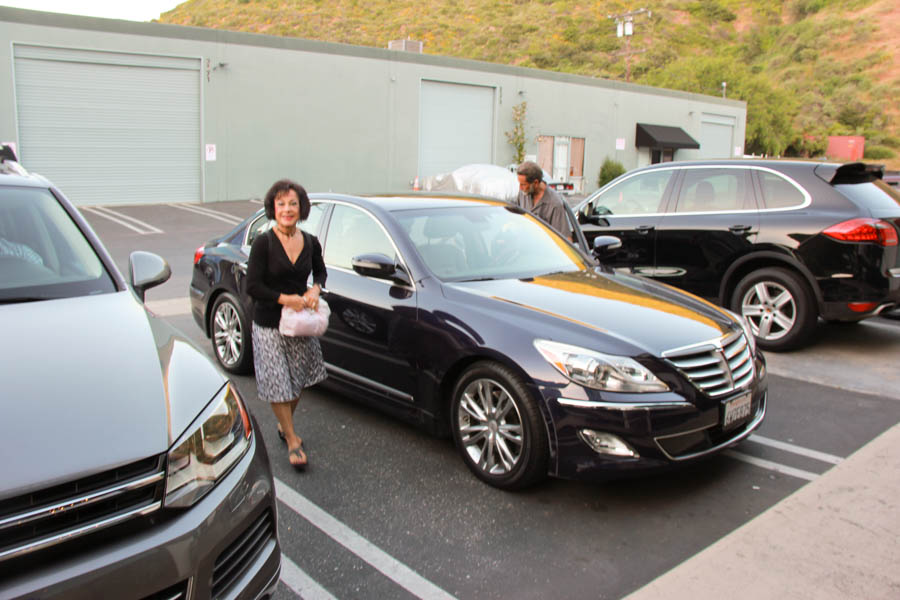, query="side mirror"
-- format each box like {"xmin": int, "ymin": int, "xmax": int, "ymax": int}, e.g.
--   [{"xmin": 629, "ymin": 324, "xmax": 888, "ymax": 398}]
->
[
  {"xmin": 591, "ymin": 235, "xmax": 622, "ymax": 260},
  {"xmin": 129, "ymin": 251, "xmax": 171, "ymax": 302},
  {"xmin": 352, "ymin": 253, "xmax": 411, "ymax": 286}
]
